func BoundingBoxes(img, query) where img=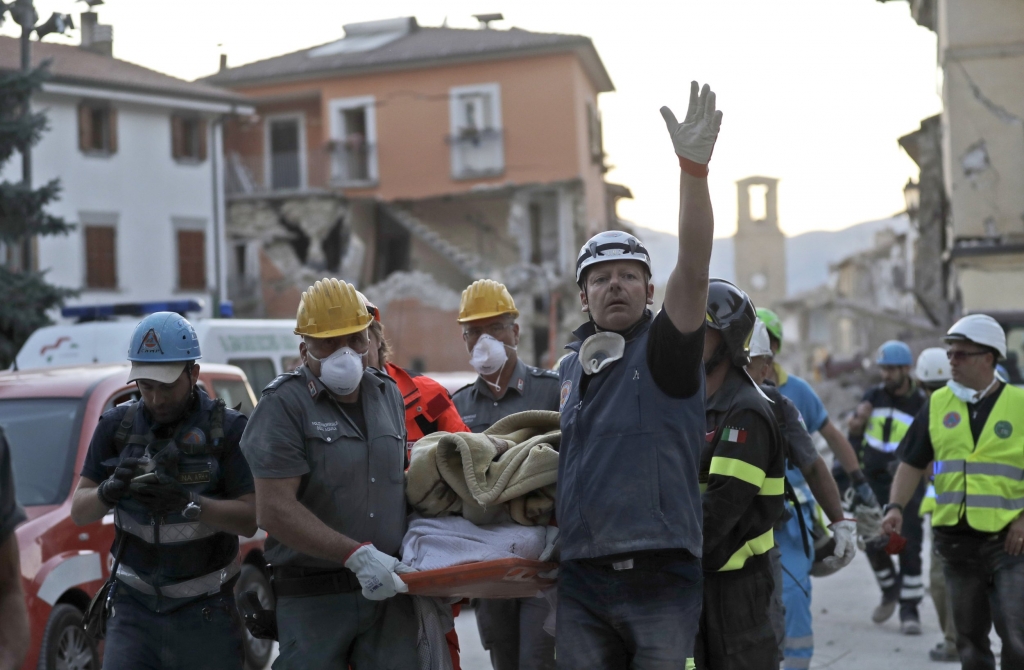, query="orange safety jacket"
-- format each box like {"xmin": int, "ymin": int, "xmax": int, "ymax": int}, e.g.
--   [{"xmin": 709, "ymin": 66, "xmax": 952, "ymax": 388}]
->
[{"xmin": 386, "ymin": 363, "xmax": 470, "ymax": 461}]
